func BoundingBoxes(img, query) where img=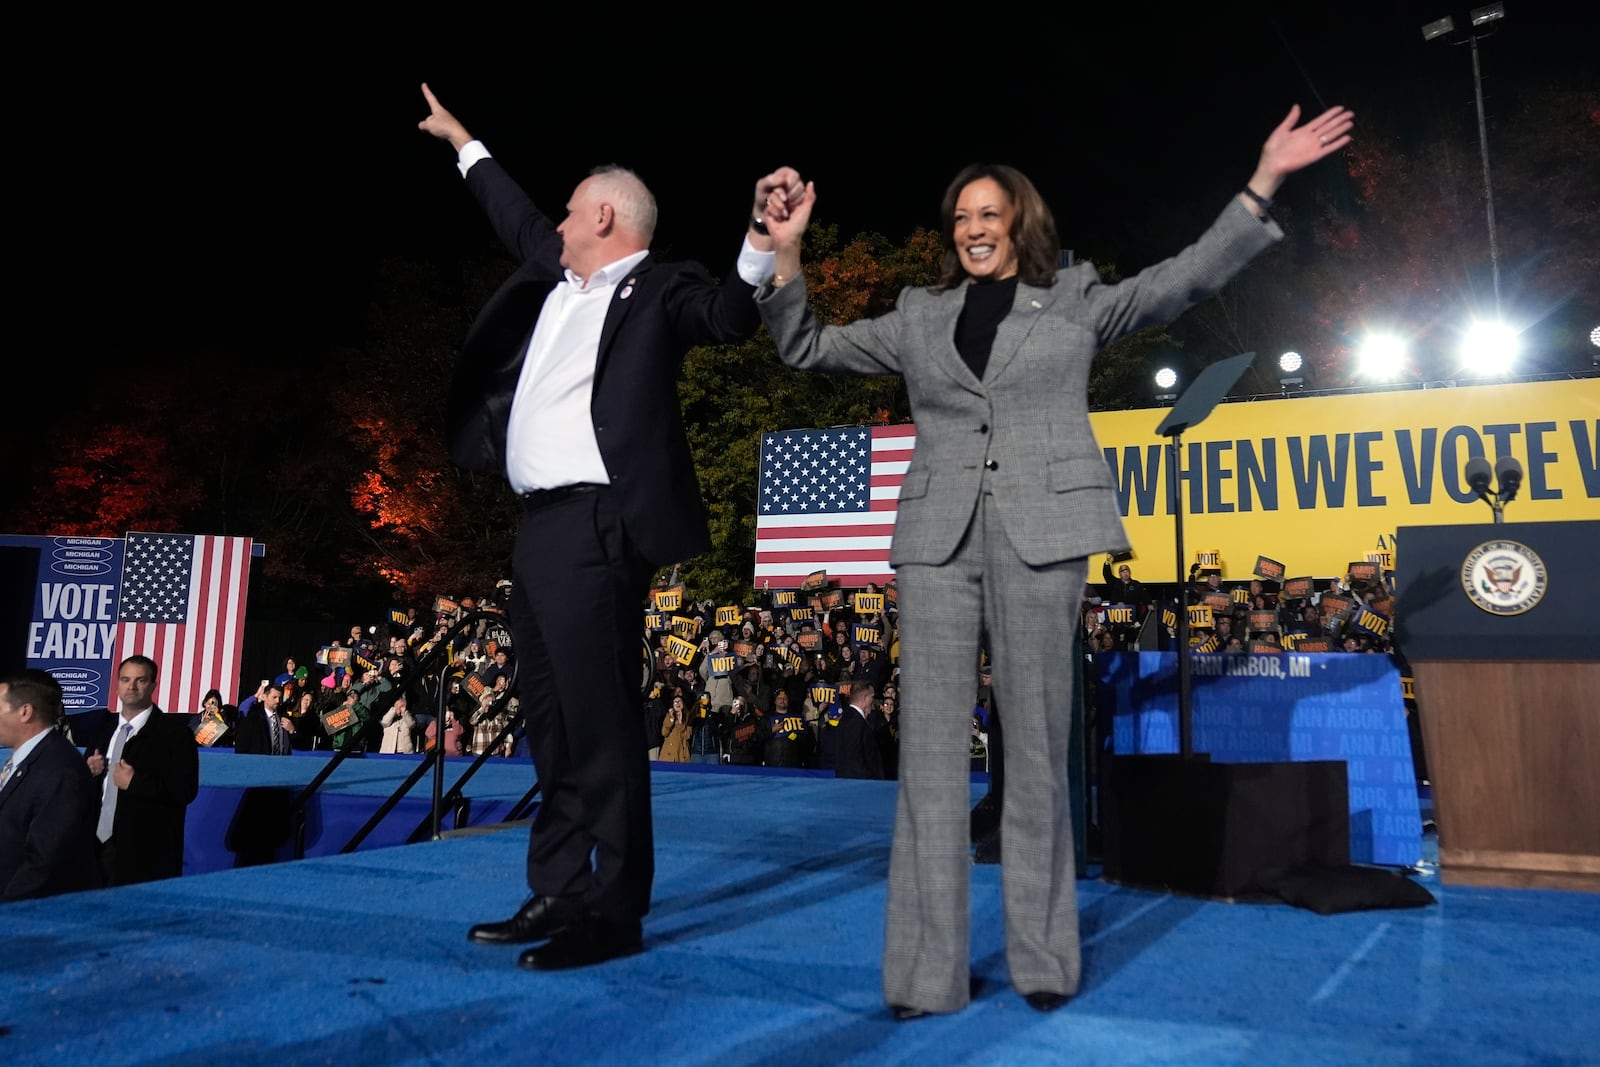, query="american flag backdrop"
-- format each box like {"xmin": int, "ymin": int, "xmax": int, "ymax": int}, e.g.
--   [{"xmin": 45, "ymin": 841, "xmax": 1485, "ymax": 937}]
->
[
  {"xmin": 753, "ymin": 425, "xmax": 916, "ymax": 588},
  {"xmin": 116, "ymin": 533, "xmax": 253, "ymax": 714}
]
